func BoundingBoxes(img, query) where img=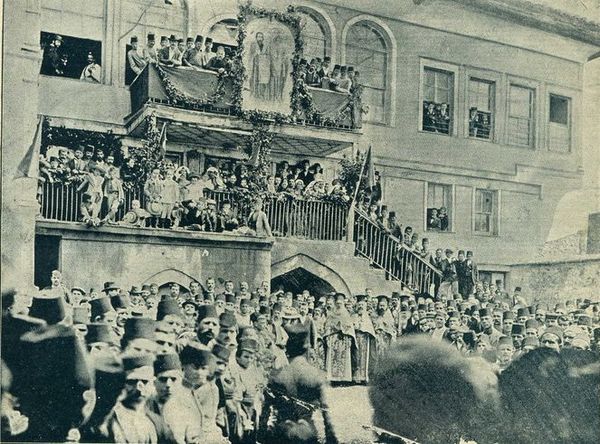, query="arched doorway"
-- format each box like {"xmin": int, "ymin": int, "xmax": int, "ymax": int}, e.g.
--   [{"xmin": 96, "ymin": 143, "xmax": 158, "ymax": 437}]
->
[{"xmin": 271, "ymin": 267, "xmax": 335, "ymax": 297}]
